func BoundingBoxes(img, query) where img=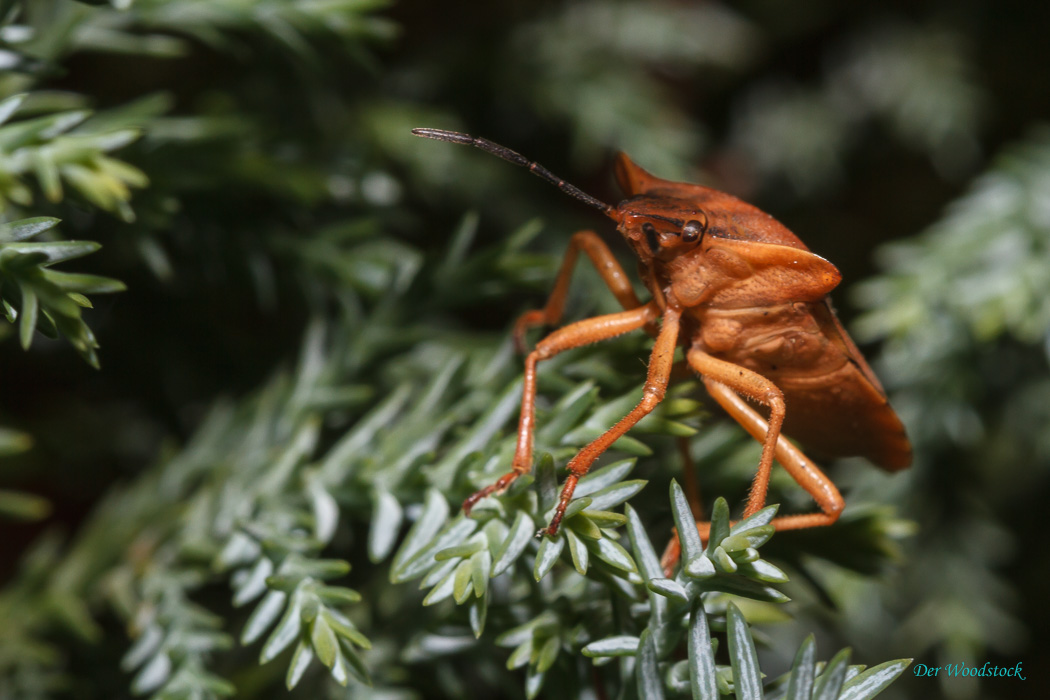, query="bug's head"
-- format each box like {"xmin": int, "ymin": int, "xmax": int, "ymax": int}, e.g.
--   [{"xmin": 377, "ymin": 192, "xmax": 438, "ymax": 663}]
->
[
  {"xmin": 614, "ymin": 196, "xmax": 710, "ymax": 262},
  {"xmin": 613, "ymin": 152, "xmax": 811, "ymax": 255},
  {"xmin": 612, "ymin": 153, "xmax": 713, "ymax": 261}
]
